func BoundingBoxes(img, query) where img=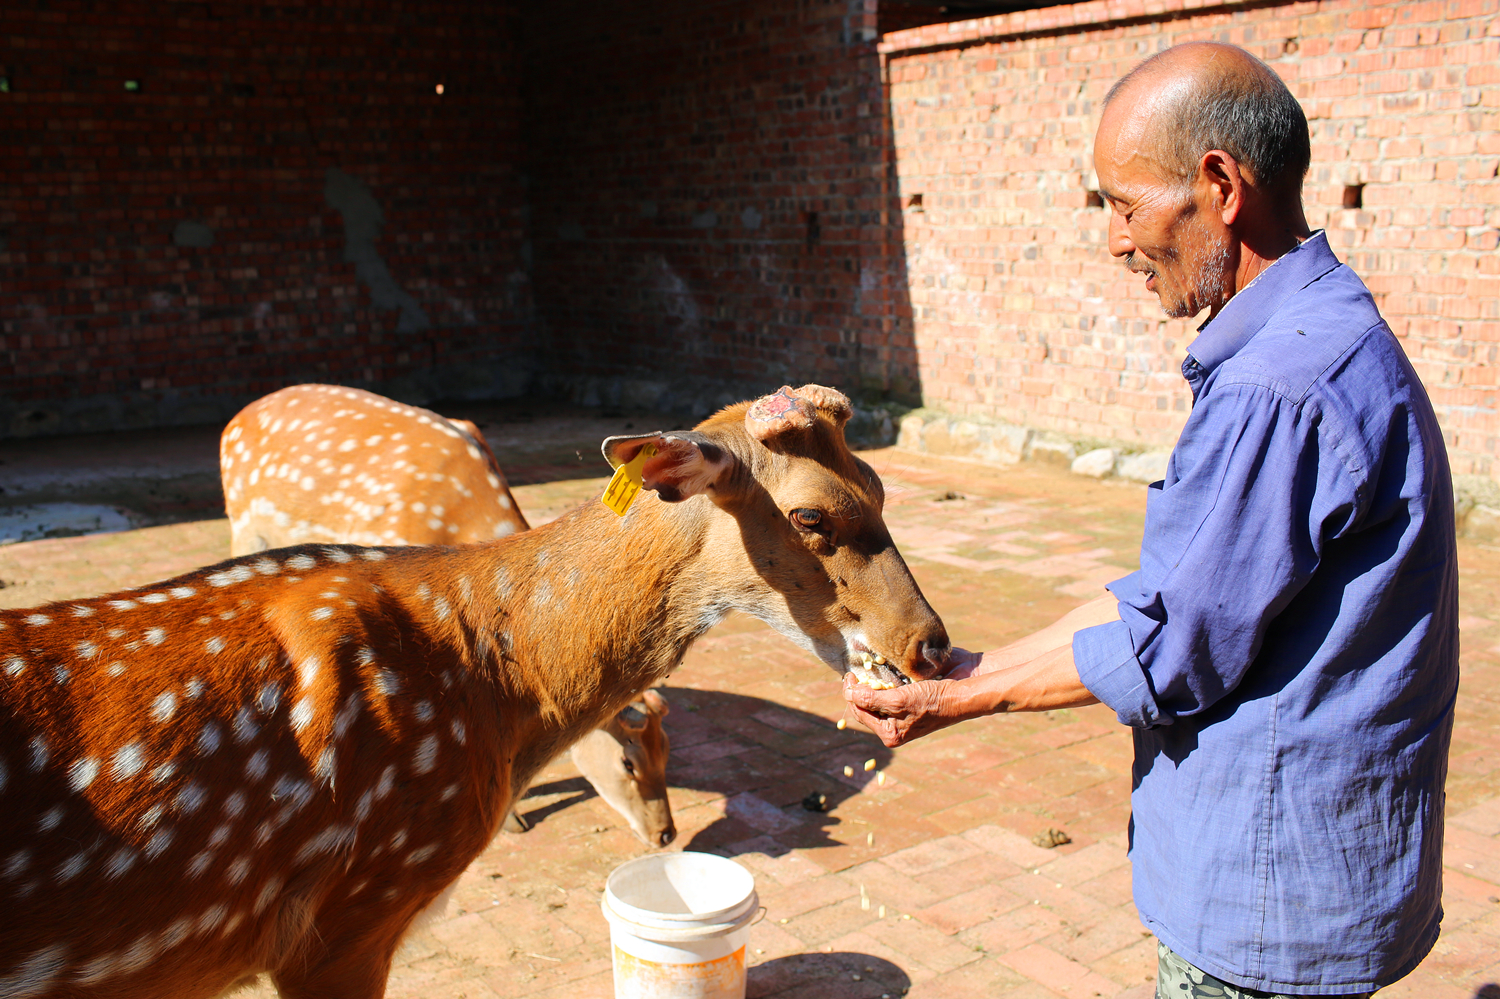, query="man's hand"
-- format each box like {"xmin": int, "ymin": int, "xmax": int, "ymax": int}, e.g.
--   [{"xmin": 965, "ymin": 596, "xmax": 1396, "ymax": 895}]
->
[{"xmin": 843, "ymin": 670, "xmax": 983, "ymax": 748}]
